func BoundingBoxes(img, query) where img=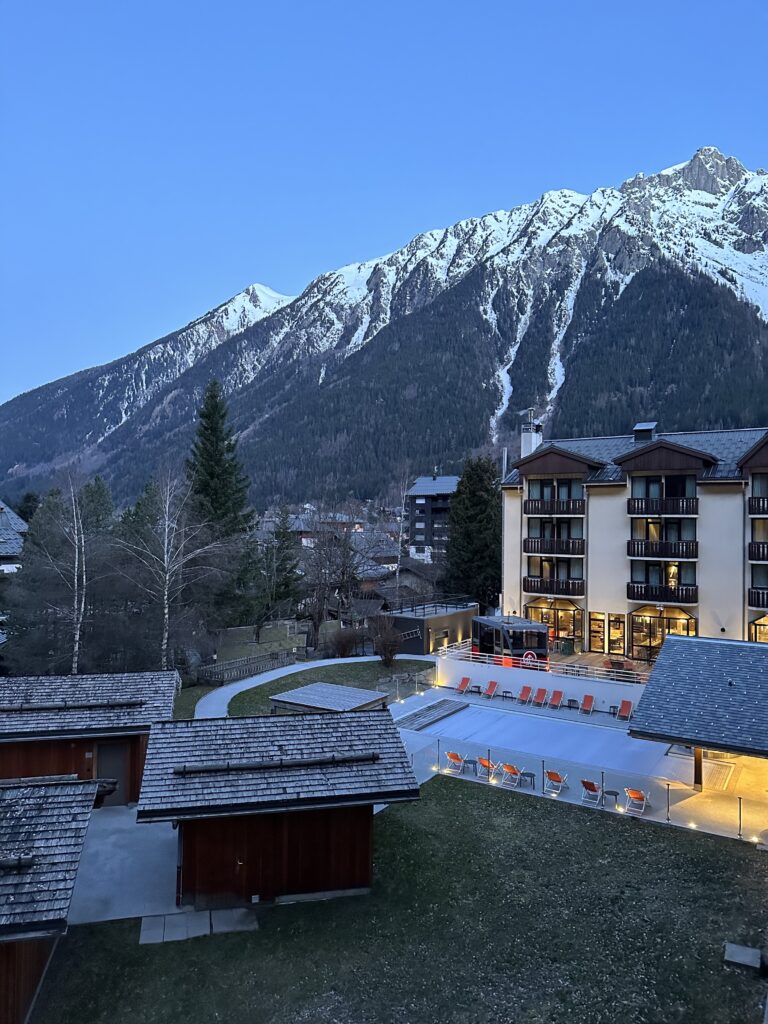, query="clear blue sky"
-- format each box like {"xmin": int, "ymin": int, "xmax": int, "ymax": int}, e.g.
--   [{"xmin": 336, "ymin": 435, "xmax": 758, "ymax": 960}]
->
[{"xmin": 2, "ymin": 0, "xmax": 767, "ymax": 403}]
